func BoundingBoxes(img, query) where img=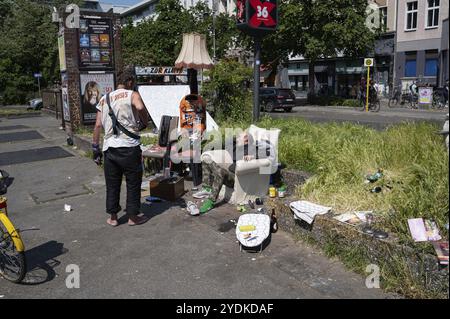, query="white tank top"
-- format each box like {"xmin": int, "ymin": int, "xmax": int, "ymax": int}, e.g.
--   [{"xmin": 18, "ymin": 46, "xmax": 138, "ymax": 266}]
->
[{"xmin": 96, "ymin": 89, "xmax": 141, "ymax": 152}]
